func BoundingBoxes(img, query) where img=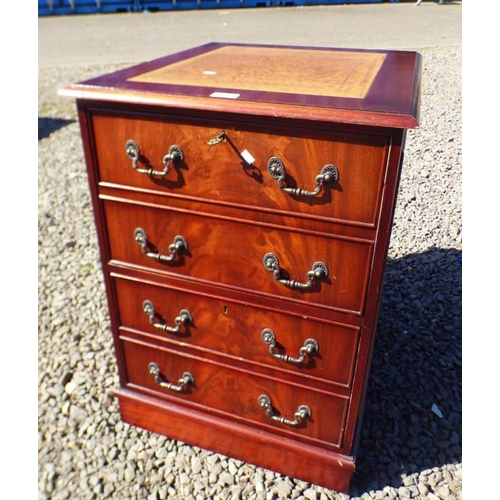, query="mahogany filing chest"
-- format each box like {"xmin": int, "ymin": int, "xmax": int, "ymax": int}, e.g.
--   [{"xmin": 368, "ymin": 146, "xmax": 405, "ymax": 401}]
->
[{"xmin": 61, "ymin": 43, "xmax": 421, "ymax": 493}]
